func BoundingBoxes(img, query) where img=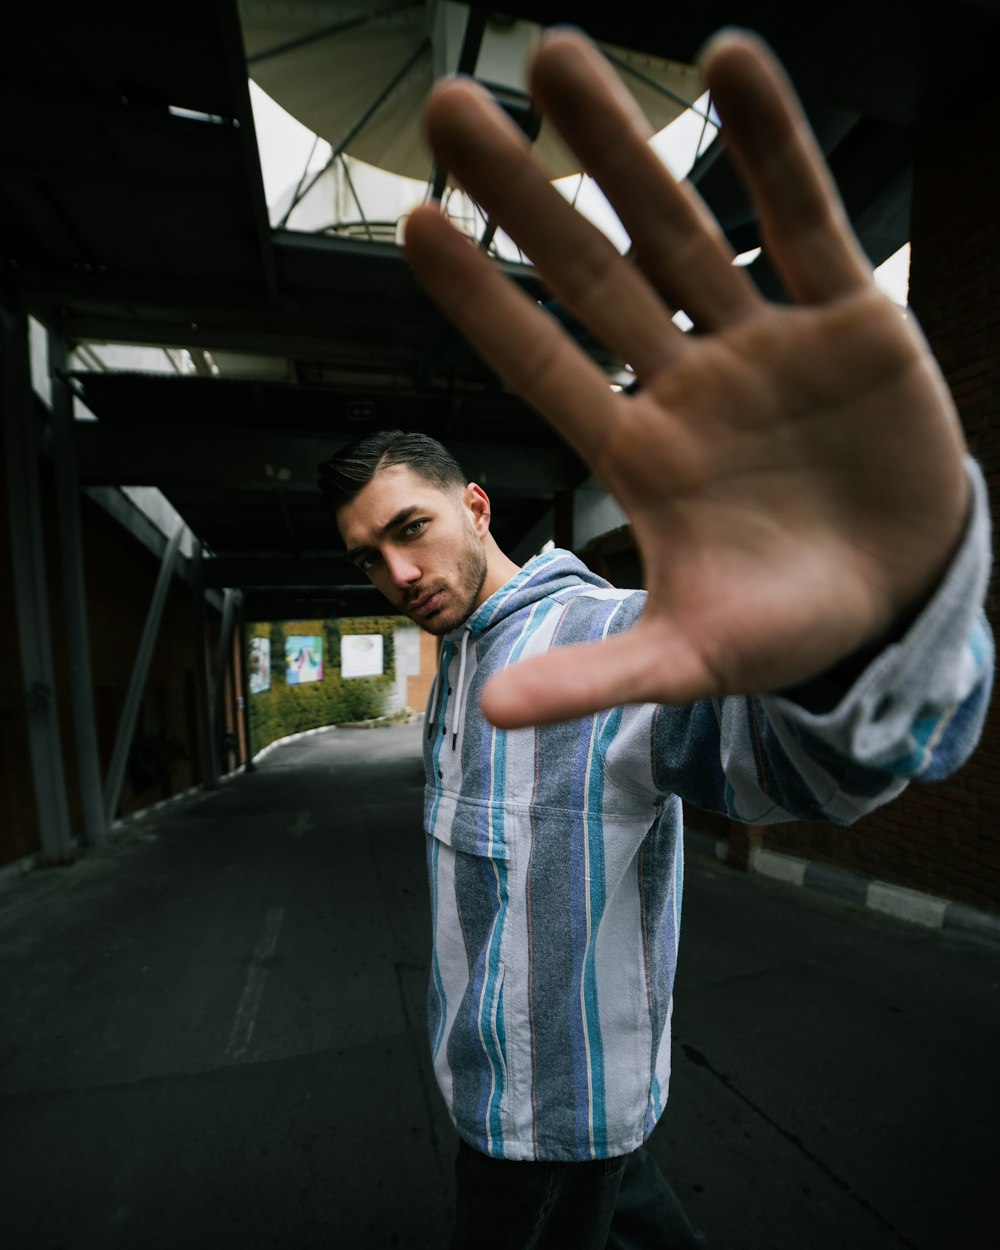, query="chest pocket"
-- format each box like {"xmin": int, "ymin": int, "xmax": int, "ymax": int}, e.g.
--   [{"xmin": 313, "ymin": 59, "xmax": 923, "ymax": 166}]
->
[{"xmin": 428, "ymin": 790, "xmax": 512, "ymax": 863}]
